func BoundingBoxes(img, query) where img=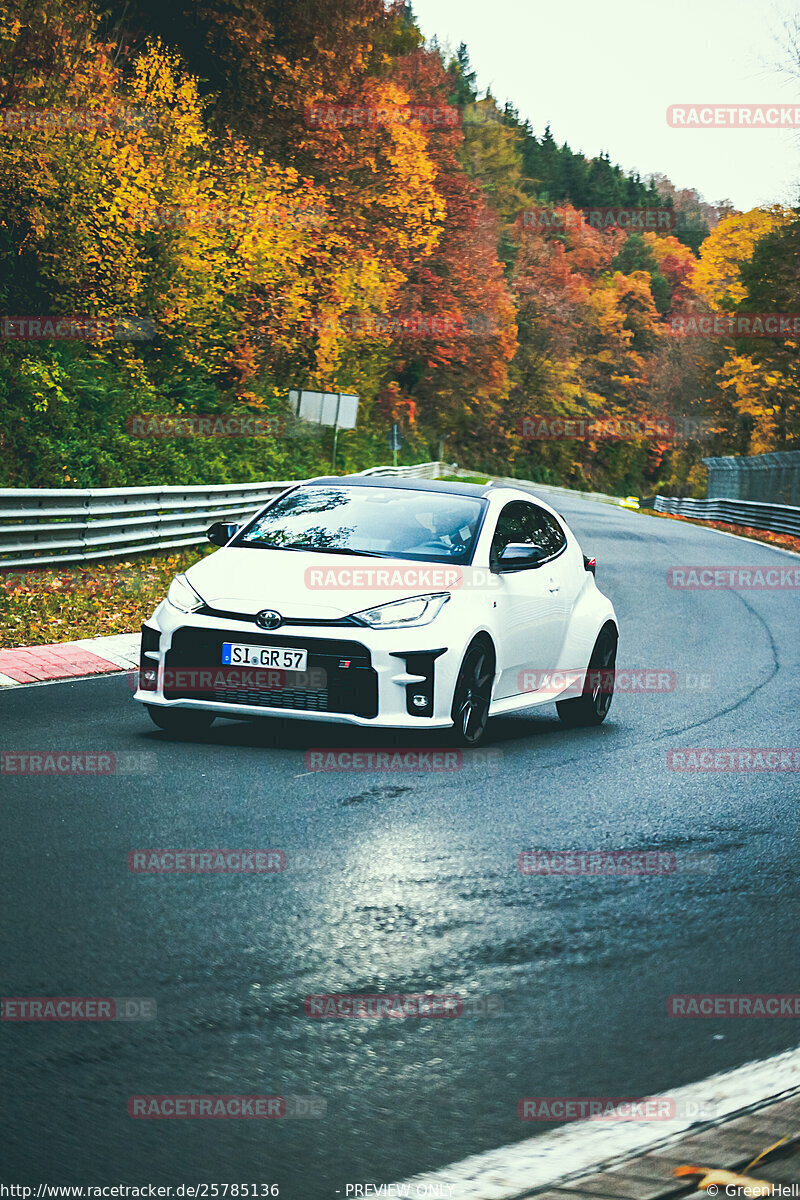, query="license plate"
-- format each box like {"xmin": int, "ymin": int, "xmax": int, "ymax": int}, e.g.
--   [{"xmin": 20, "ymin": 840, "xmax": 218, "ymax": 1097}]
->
[{"xmin": 222, "ymin": 642, "xmax": 308, "ymax": 671}]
